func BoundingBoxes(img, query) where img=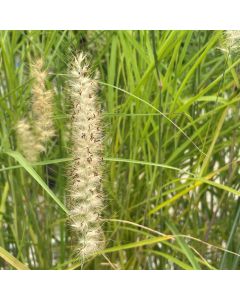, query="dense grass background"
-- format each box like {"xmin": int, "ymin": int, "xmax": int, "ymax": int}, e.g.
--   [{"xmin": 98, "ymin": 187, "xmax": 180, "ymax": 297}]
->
[{"xmin": 0, "ymin": 30, "xmax": 240, "ymax": 270}]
